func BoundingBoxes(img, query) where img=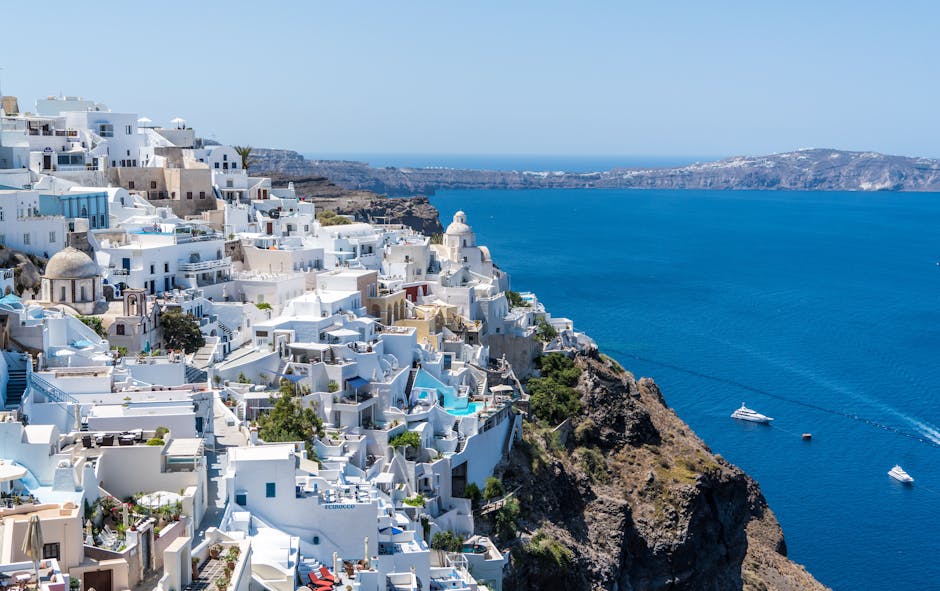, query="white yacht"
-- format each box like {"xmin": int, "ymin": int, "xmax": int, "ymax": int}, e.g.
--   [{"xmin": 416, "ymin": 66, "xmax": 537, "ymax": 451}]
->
[
  {"xmin": 888, "ymin": 465, "xmax": 914, "ymax": 484},
  {"xmin": 731, "ymin": 403, "xmax": 773, "ymax": 424}
]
